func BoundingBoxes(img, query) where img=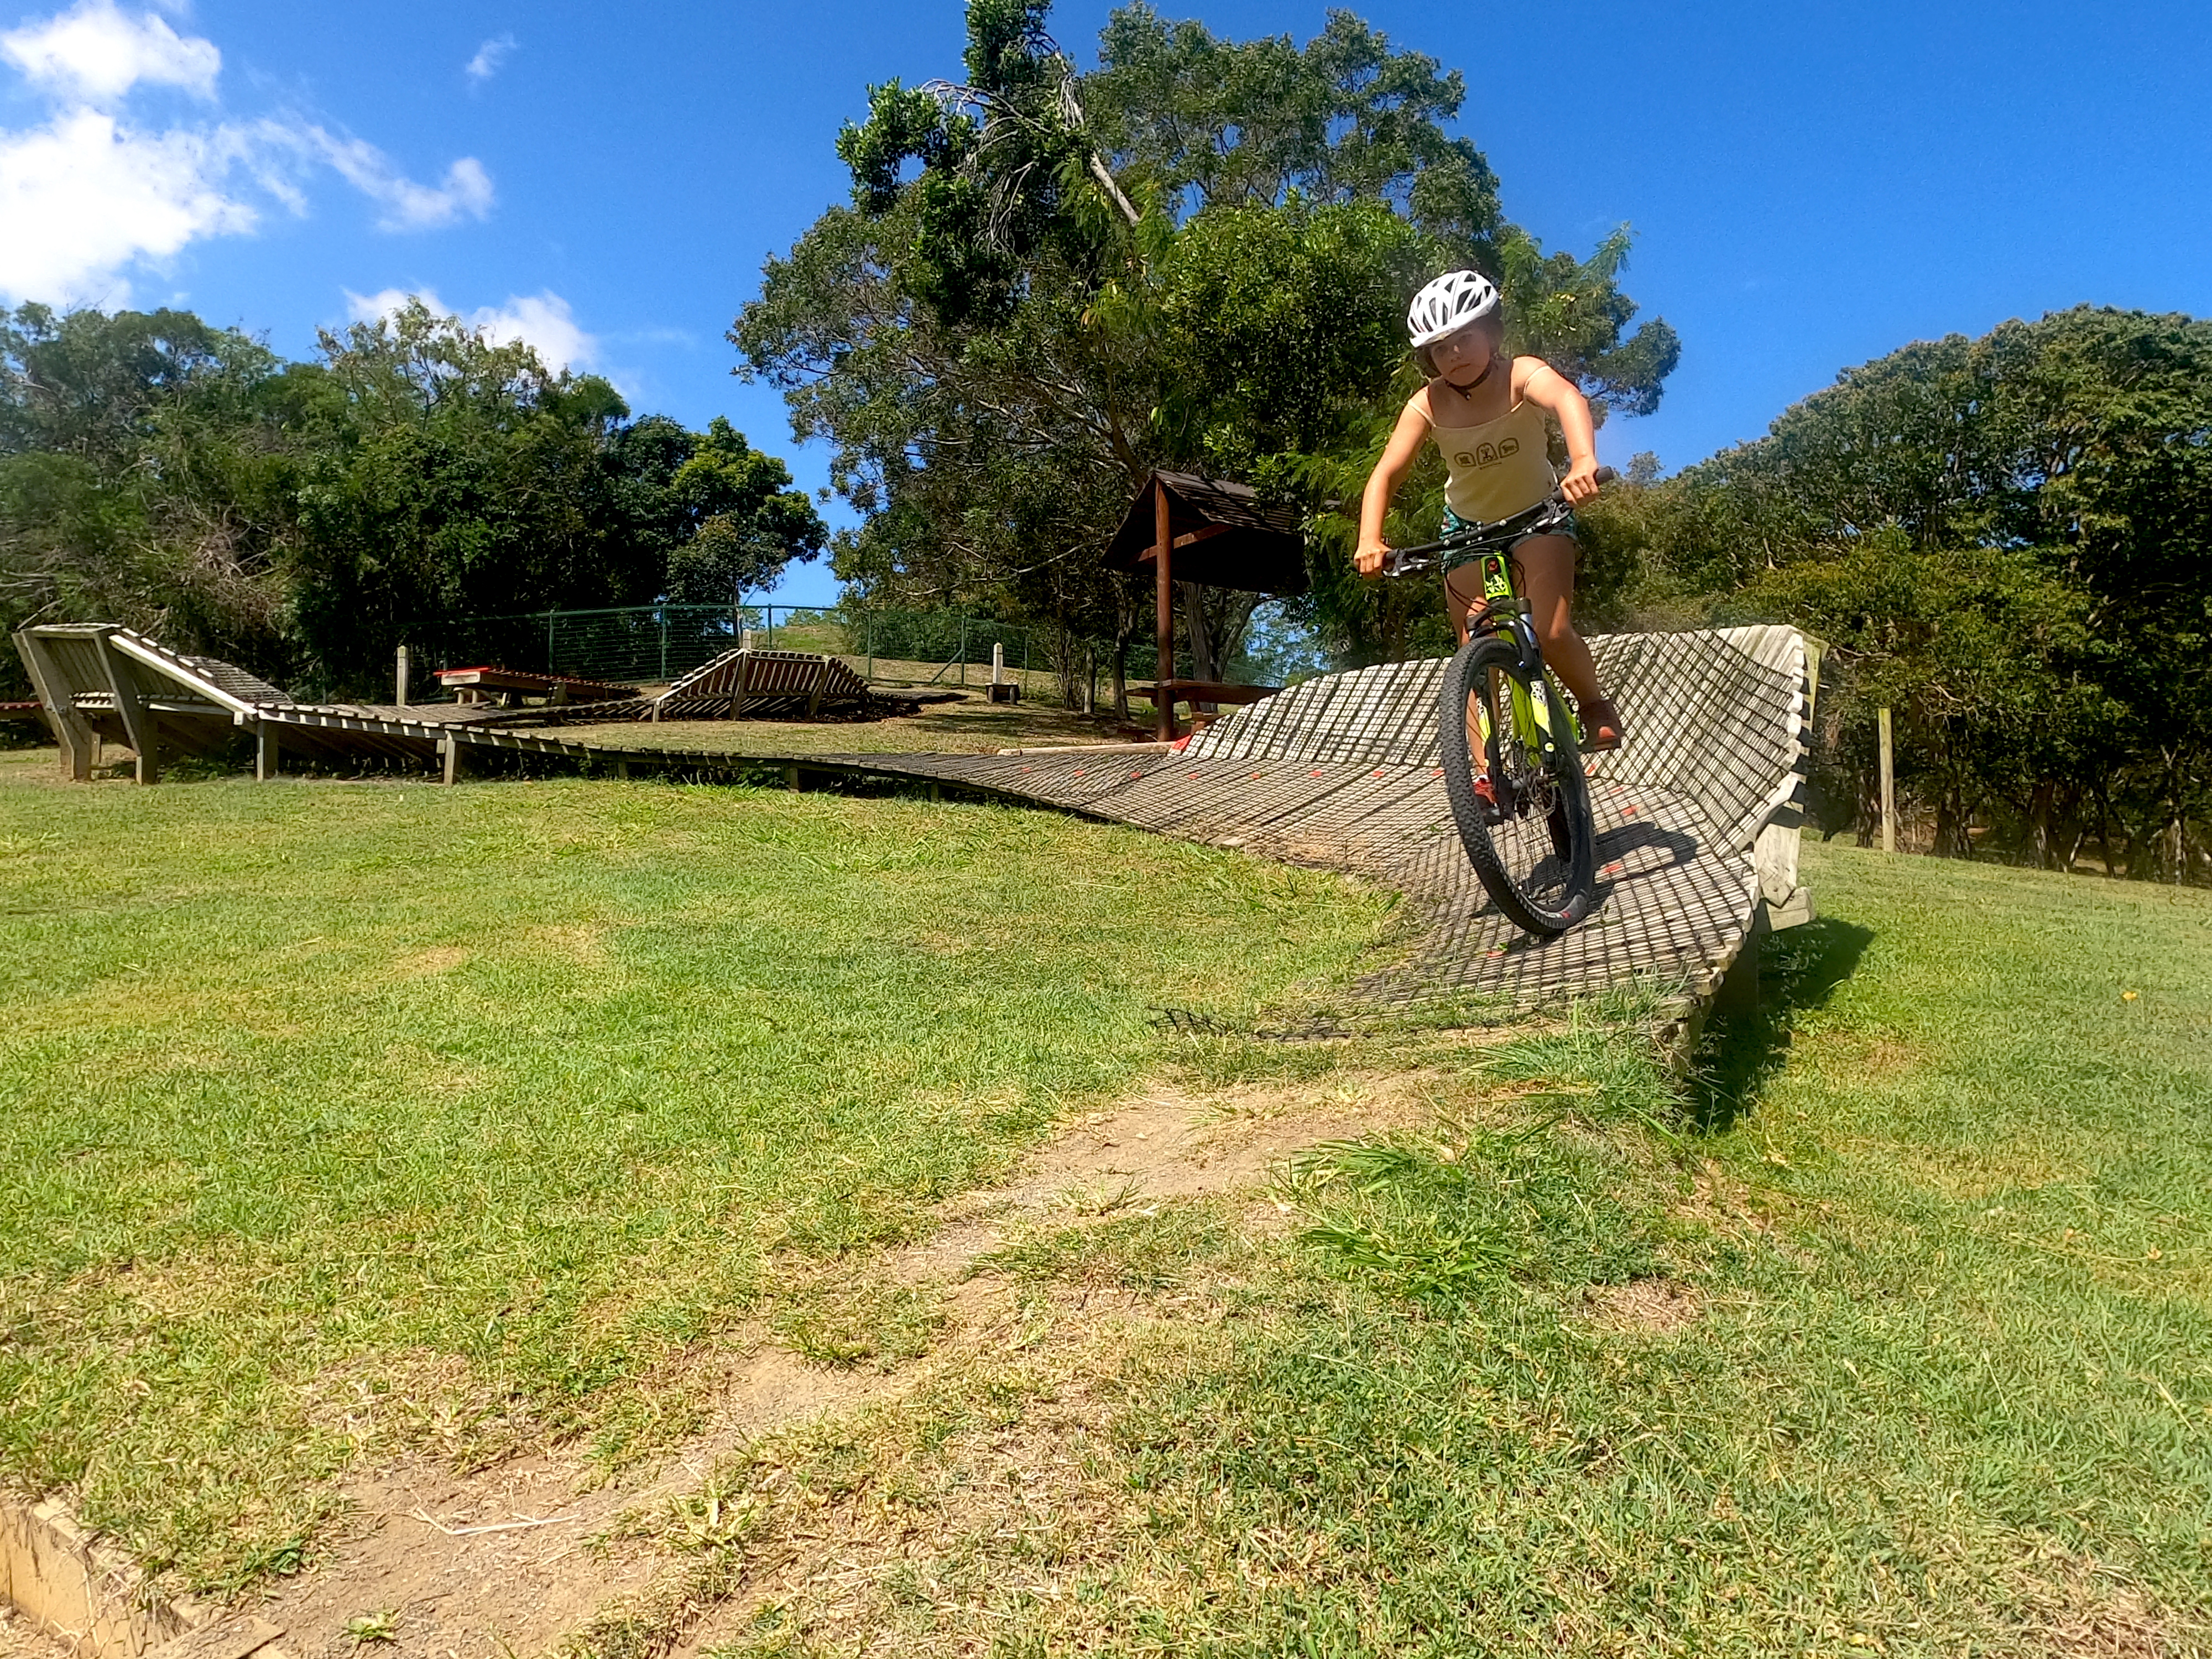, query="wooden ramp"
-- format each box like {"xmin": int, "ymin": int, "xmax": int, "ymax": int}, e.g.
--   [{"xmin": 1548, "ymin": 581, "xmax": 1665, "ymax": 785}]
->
[
  {"xmin": 18, "ymin": 619, "xmax": 1820, "ymax": 1018},
  {"xmin": 13, "ymin": 623, "xmax": 765, "ymax": 784},
  {"xmin": 650, "ymin": 648, "xmax": 872, "ymax": 720},
  {"xmin": 753, "ymin": 627, "xmax": 1822, "ymax": 1015}
]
